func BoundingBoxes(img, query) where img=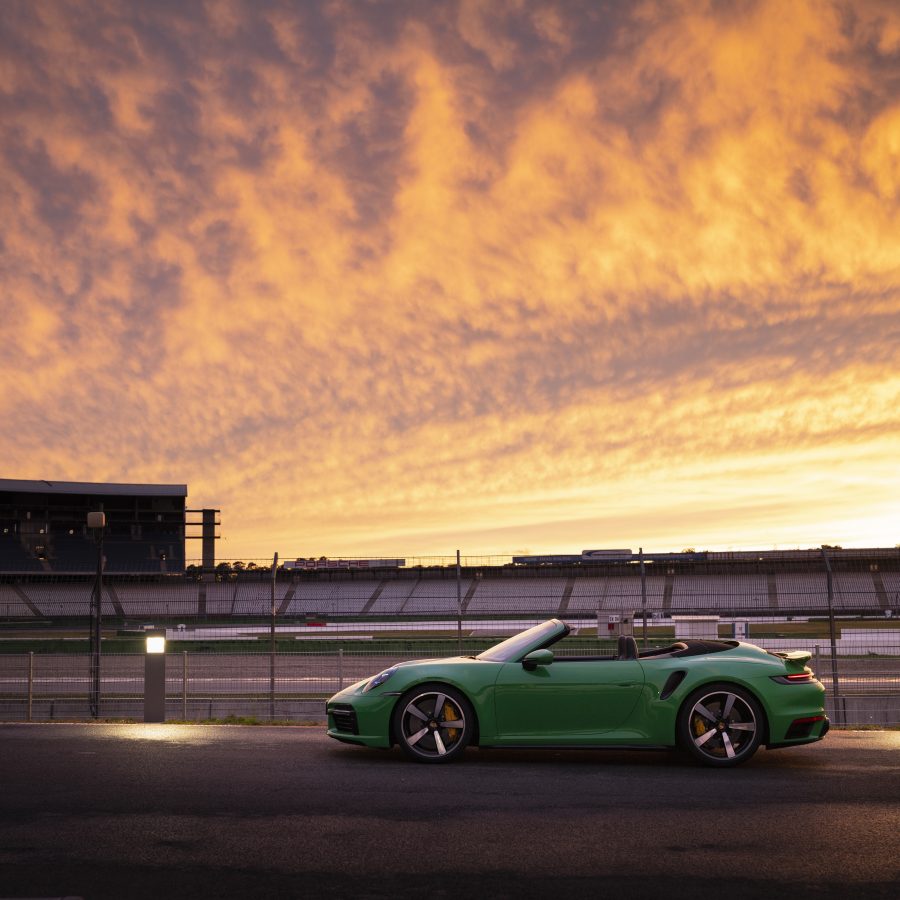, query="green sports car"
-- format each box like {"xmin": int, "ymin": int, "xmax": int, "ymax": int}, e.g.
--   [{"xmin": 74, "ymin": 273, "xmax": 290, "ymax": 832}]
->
[{"xmin": 326, "ymin": 619, "xmax": 828, "ymax": 767}]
